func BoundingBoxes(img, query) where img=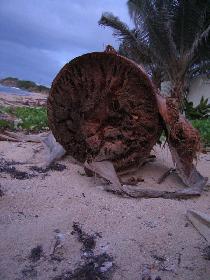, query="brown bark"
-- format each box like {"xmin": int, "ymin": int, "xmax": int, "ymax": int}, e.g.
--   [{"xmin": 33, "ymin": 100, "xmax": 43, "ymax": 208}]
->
[
  {"xmin": 156, "ymin": 94, "xmax": 208, "ymax": 189},
  {"xmin": 169, "ymin": 79, "xmax": 188, "ymax": 111}
]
